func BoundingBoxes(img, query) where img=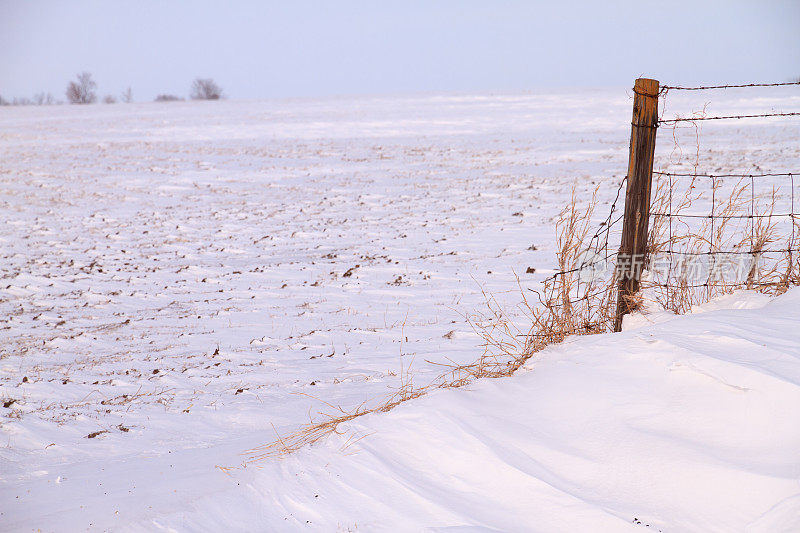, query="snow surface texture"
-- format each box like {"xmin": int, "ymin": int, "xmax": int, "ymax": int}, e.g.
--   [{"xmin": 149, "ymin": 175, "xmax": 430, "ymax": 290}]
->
[
  {"xmin": 156, "ymin": 289, "xmax": 800, "ymax": 532},
  {"xmin": 1, "ymin": 89, "xmax": 799, "ymax": 530}
]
